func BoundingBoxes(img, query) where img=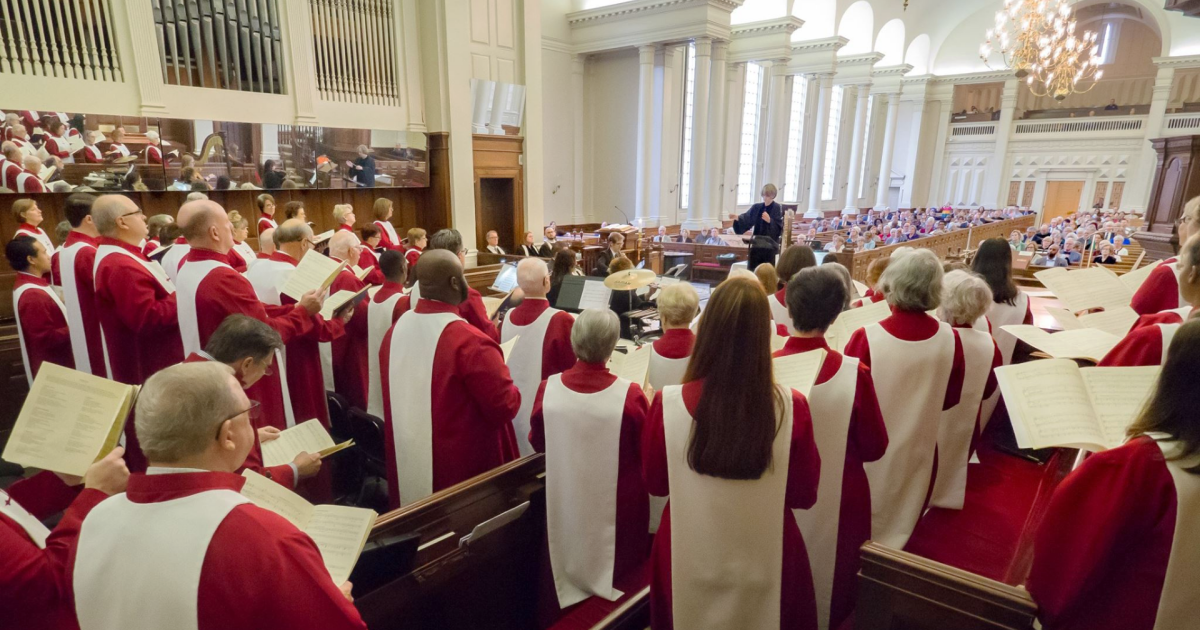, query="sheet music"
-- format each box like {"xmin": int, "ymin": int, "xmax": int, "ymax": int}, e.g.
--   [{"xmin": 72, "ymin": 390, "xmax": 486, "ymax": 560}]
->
[
  {"xmin": 772, "ymin": 350, "xmax": 825, "ymax": 397},
  {"xmin": 579, "ymin": 281, "xmax": 613, "ymax": 311},
  {"xmin": 1036, "ymin": 267, "xmax": 1133, "ymax": 312},
  {"xmin": 239, "ymin": 470, "xmax": 315, "ymax": 529},
  {"xmin": 1044, "ymin": 307, "xmax": 1085, "ymax": 331},
  {"xmin": 310, "ymin": 230, "xmax": 335, "ymax": 244},
  {"xmin": 1078, "ymin": 306, "xmax": 1140, "ymax": 338},
  {"xmin": 281, "ymin": 250, "xmax": 345, "ymax": 301},
  {"xmin": 608, "ymin": 345, "xmax": 652, "ymax": 386},
  {"xmin": 319, "ymin": 288, "xmax": 367, "ymax": 320},
  {"xmin": 500, "ymin": 335, "xmax": 519, "ymax": 362},
  {"xmin": 2, "ymin": 364, "xmax": 134, "ymax": 476},
  {"xmin": 771, "ymin": 333, "xmax": 788, "ymax": 353},
  {"xmin": 824, "ymin": 299, "xmax": 891, "ymax": 352},
  {"xmin": 1119, "ymin": 260, "xmax": 1165, "ymax": 292},
  {"xmin": 994, "ymin": 360, "xmax": 1108, "ymax": 451},
  {"xmin": 1080, "ymin": 366, "xmax": 1161, "ymax": 450},
  {"xmin": 260, "ymin": 419, "xmax": 338, "ymax": 467},
  {"xmin": 1000, "ymin": 325, "xmax": 1122, "ymax": 363},
  {"xmin": 66, "ymin": 135, "xmax": 85, "ymax": 154},
  {"xmin": 307, "ymin": 506, "xmax": 377, "ymax": 584}
]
